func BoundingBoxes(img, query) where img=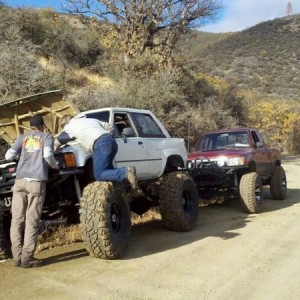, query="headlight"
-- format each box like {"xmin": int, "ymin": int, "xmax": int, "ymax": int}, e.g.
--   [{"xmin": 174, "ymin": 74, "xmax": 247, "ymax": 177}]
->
[
  {"xmin": 227, "ymin": 157, "xmax": 245, "ymax": 166},
  {"xmin": 187, "ymin": 161, "xmax": 194, "ymax": 169},
  {"xmin": 63, "ymin": 153, "xmax": 77, "ymax": 169},
  {"xmin": 217, "ymin": 156, "xmax": 227, "ymax": 167}
]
